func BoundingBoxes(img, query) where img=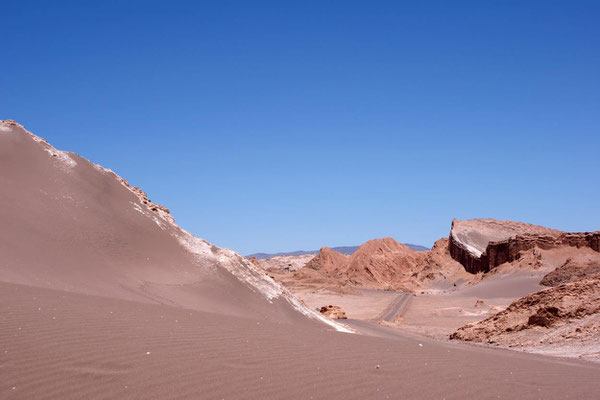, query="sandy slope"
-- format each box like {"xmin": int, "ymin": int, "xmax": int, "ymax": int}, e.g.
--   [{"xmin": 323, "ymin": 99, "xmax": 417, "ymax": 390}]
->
[{"xmin": 0, "ymin": 120, "xmax": 344, "ymax": 328}]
